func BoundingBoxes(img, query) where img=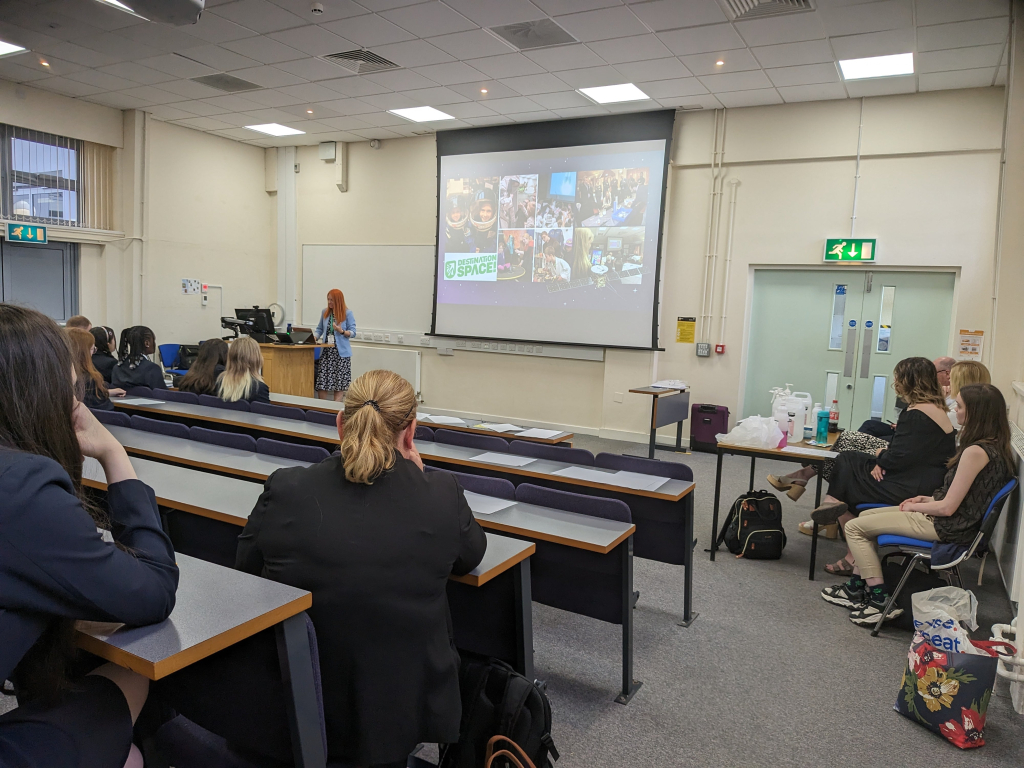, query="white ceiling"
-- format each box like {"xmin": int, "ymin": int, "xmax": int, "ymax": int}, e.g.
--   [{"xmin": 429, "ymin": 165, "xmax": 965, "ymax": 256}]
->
[{"xmin": 0, "ymin": 0, "xmax": 1011, "ymax": 147}]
